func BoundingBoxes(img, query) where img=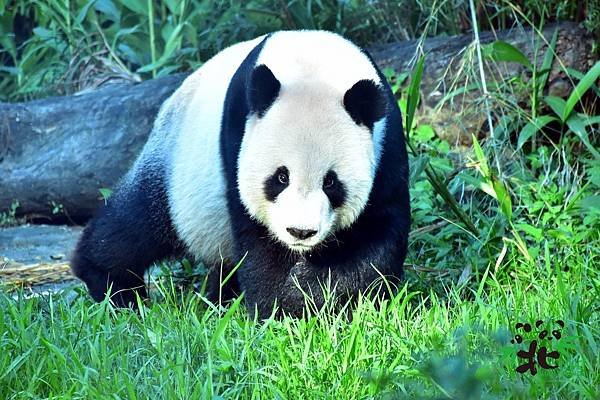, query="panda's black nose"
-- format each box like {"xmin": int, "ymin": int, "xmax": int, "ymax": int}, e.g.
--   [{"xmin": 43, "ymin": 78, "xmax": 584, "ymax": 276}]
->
[{"xmin": 287, "ymin": 227, "xmax": 317, "ymax": 240}]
